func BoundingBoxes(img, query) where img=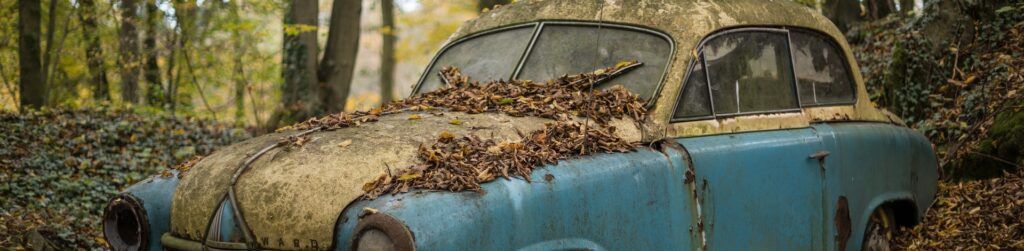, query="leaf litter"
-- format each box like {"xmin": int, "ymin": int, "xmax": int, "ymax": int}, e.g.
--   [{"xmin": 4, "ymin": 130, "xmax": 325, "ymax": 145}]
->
[{"xmin": 242, "ymin": 61, "xmax": 649, "ymax": 198}]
